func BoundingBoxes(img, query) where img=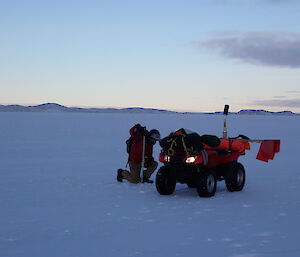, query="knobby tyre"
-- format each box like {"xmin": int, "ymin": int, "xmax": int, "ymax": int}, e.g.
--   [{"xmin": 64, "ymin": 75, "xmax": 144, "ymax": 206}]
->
[
  {"xmin": 225, "ymin": 162, "xmax": 246, "ymax": 192},
  {"xmin": 196, "ymin": 168, "xmax": 217, "ymax": 197},
  {"xmin": 155, "ymin": 166, "xmax": 176, "ymax": 195}
]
